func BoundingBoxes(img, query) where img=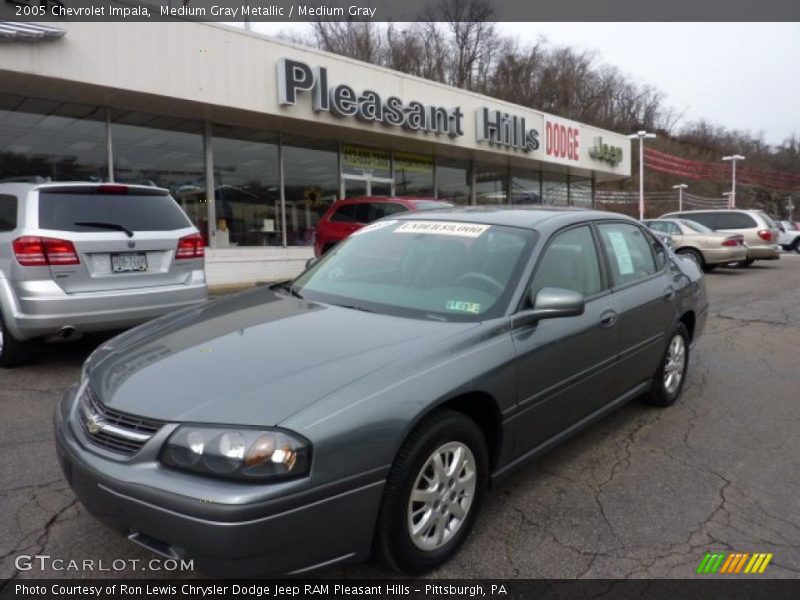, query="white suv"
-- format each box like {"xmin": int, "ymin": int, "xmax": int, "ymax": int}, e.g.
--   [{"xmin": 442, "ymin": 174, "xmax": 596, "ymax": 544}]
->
[{"xmin": 0, "ymin": 182, "xmax": 207, "ymax": 366}]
